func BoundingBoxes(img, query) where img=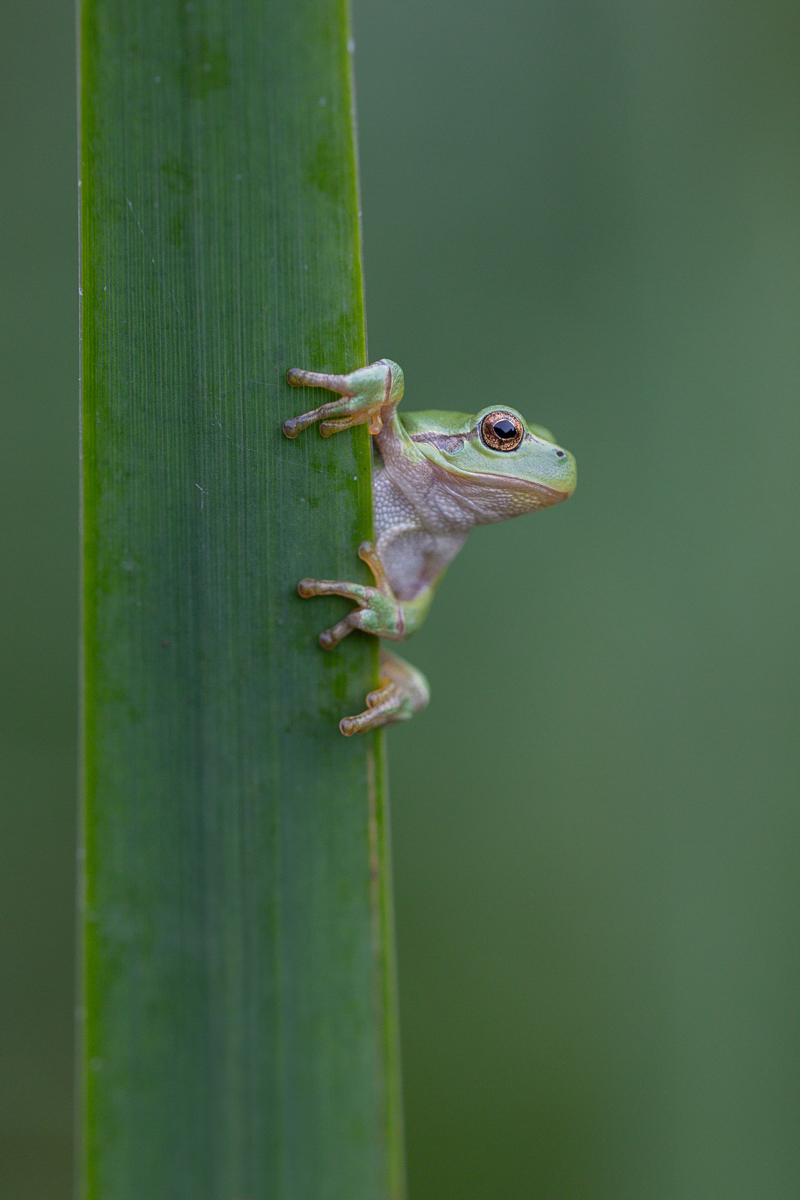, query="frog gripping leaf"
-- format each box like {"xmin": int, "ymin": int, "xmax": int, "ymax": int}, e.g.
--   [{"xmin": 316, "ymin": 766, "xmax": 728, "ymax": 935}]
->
[{"xmin": 284, "ymin": 359, "xmax": 576, "ymax": 735}]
